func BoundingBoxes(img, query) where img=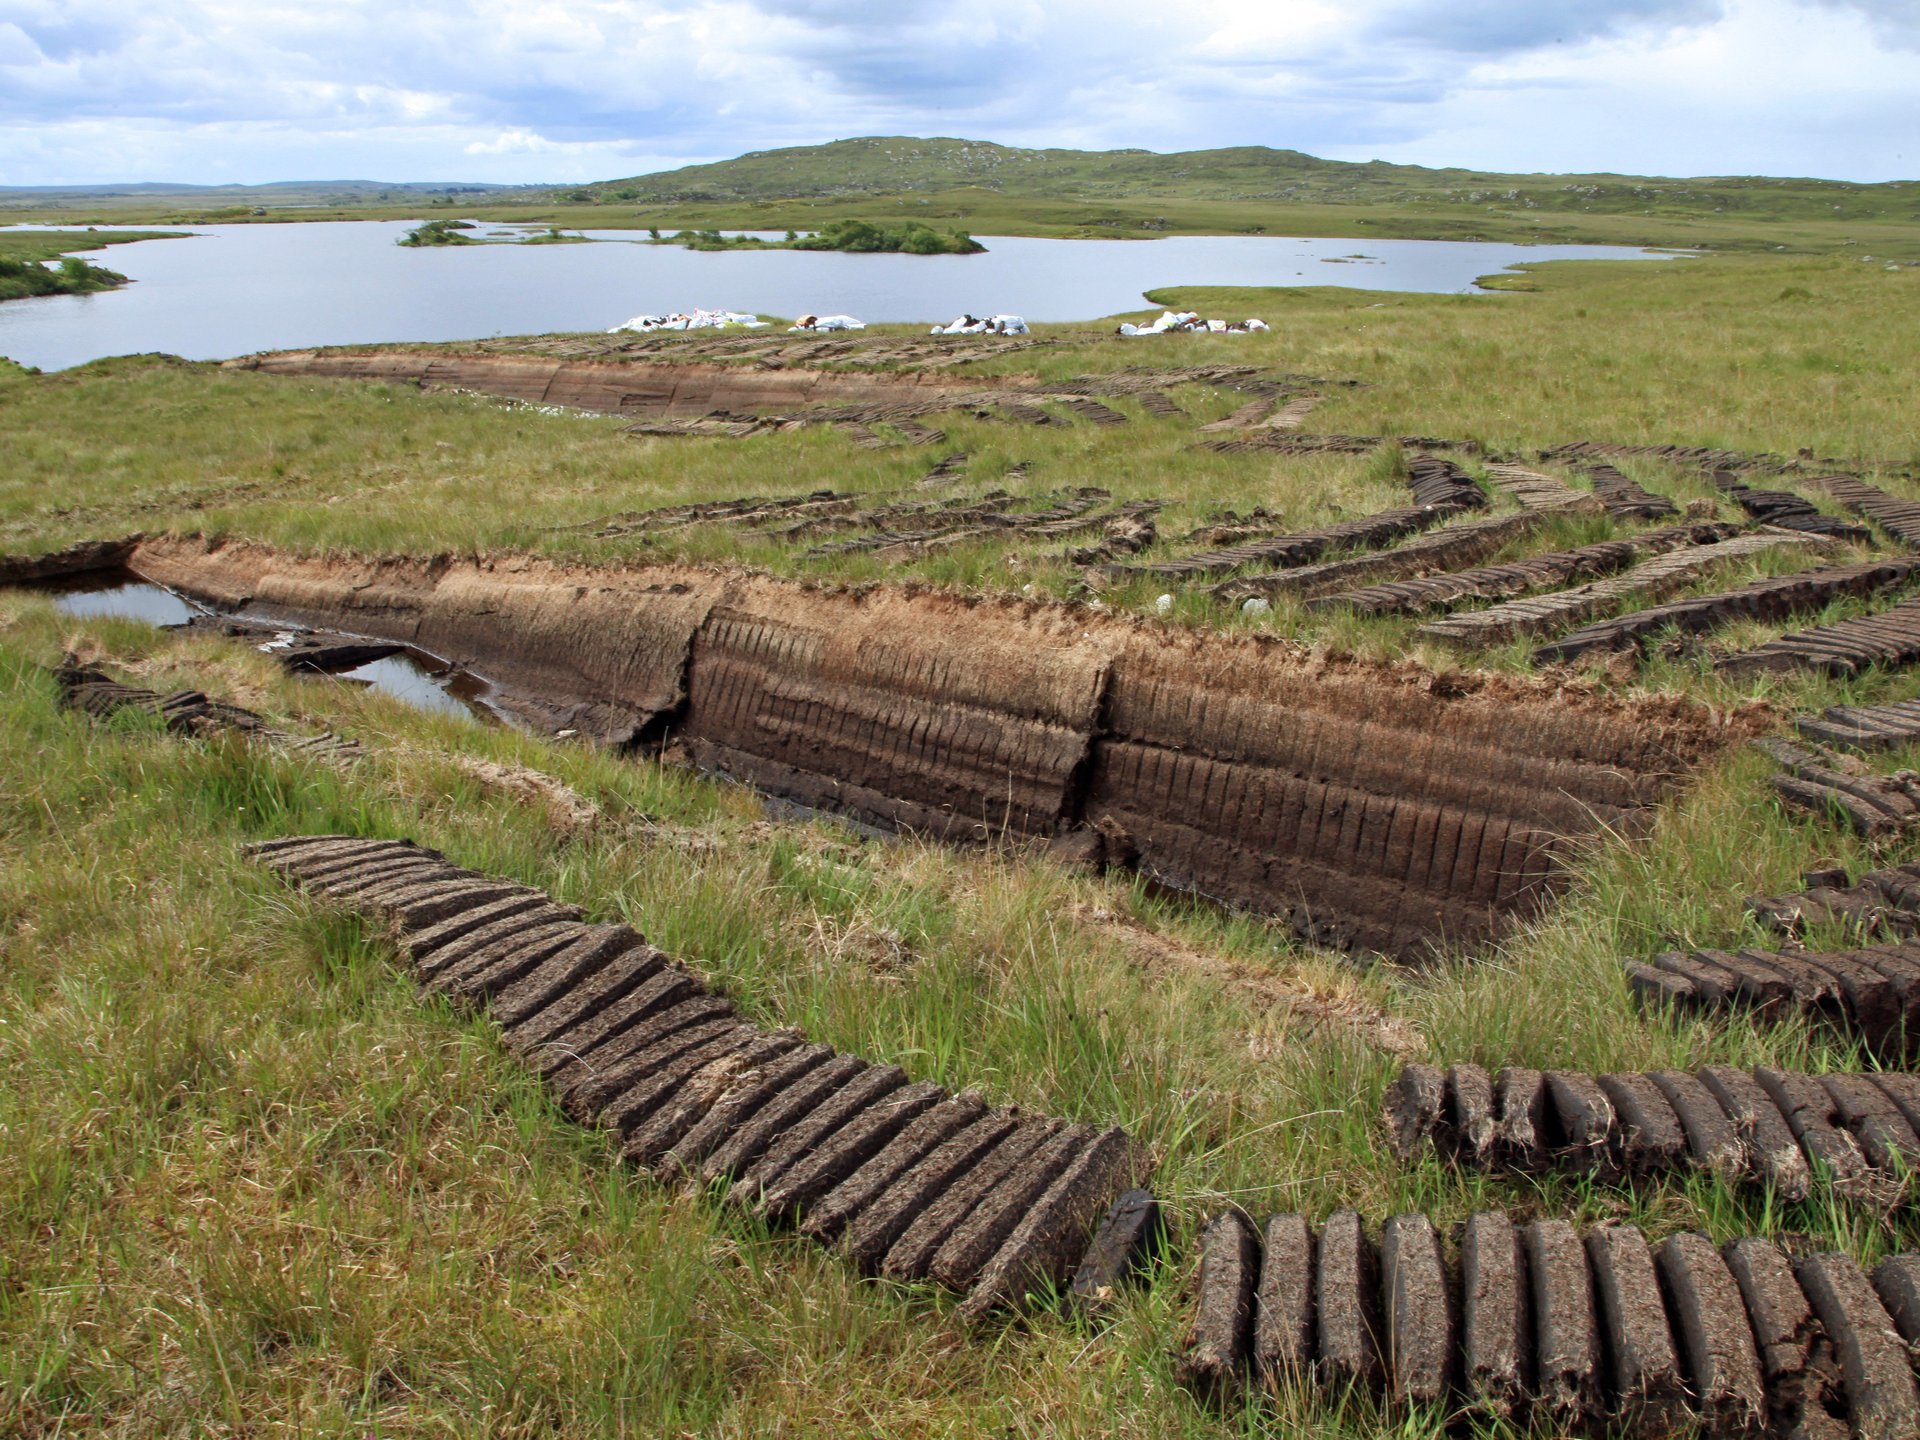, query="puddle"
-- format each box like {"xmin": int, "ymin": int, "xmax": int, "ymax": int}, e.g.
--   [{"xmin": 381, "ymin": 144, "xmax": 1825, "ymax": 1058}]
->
[
  {"xmin": 331, "ymin": 652, "xmax": 493, "ymax": 724},
  {"xmin": 27, "ymin": 571, "xmax": 496, "ymax": 725},
  {"xmin": 50, "ymin": 573, "xmax": 203, "ymax": 626}
]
